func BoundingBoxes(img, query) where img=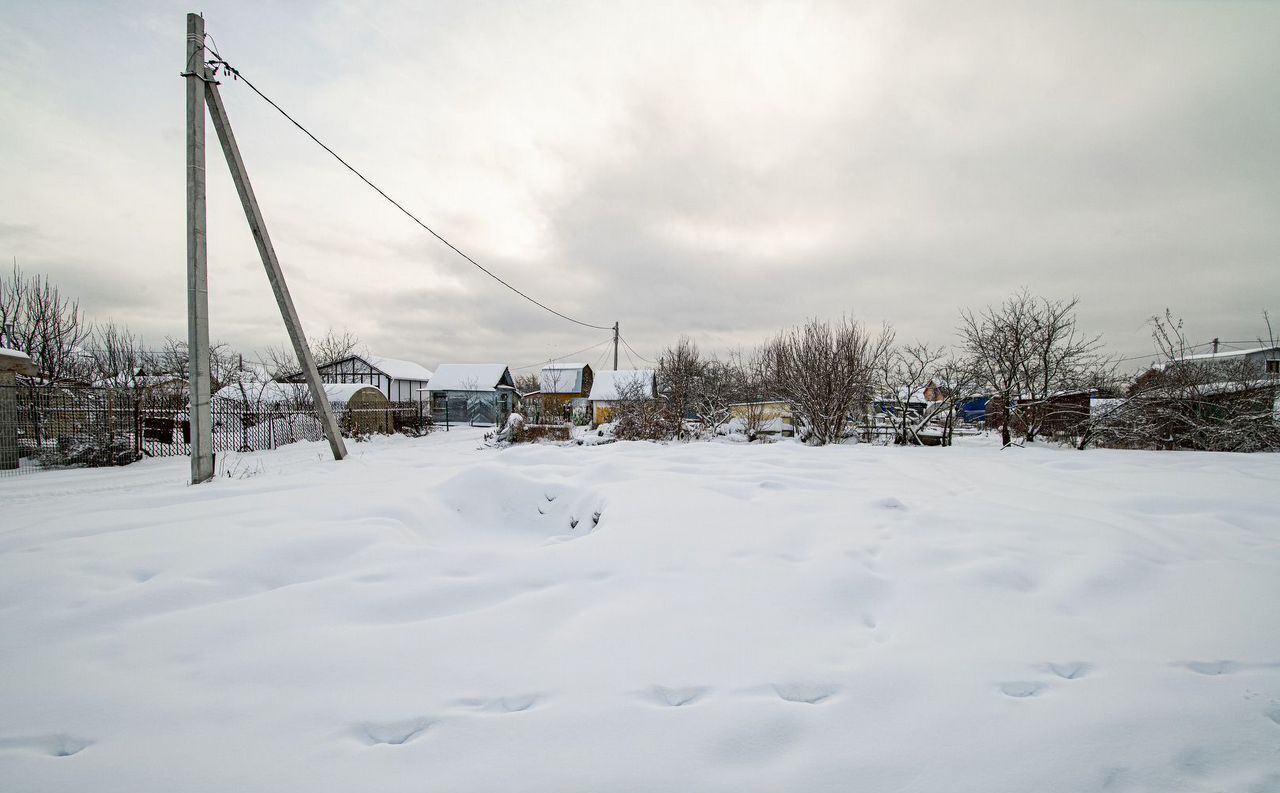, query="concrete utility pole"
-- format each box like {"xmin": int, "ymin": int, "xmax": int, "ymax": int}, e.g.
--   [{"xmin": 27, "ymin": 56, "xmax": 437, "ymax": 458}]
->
[
  {"xmin": 185, "ymin": 12, "xmax": 214, "ymax": 484},
  {"xmin": 613, "ymin": 321, "xmax": 619, "ymax": 370},
  {"xmin": 204, "ymin": 79, "xmax": 347, "ymax": 462}
]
